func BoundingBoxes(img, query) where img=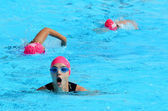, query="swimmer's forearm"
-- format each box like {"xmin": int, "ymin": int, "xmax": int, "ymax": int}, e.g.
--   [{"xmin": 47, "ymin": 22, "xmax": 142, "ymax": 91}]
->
[{"xmin": 48, "ymin": 28, "xmax": 67, "ymax": 46}]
